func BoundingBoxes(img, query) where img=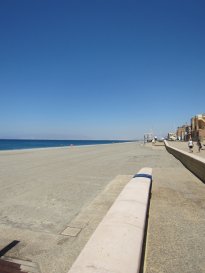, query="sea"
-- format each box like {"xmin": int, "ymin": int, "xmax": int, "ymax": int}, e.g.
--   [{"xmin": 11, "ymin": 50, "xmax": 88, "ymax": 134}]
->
[{"xmin": 0, "ymin": 139, "xmax": 129, "ymax": 151}]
